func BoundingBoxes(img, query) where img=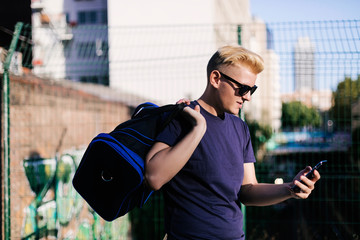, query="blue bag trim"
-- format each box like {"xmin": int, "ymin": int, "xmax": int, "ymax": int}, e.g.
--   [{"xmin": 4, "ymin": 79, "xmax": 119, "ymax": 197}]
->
[
  {"xmin": 132, "ymin": 102, "xmax": 159, "ymax": 118},
  {"xmin": 142, "ymin": 102, "xmax": 159, "ymax": 108},
  {"xmin": 91, "ymin": 133, "xmax": 150, "ymax": 218},
  {"xmin": 114, "ymin": 180, "xmax": 142, "ymax": 218},
  {"xmin": 94, "ymin": 133, "xmax": 145, "ymax": 173},
  {"xmin": 121, "ymin": 128, "xmax": 154, "ymax": 141},
  {"xmin": 74, "ymin": 103, "xmax": 184, "ymax": 220},
  {"xmin": 74, "ymin": 136, "xmax": 146, "ymax": 220},
  {"xmin": 111, "ymin": 129, "xmax": 153, "ymax": 147},
  {"xmin": 142, "ymin": 191, "xmax": 153, "ymax": 205}
]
